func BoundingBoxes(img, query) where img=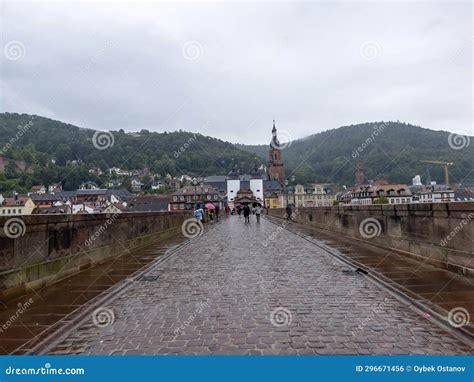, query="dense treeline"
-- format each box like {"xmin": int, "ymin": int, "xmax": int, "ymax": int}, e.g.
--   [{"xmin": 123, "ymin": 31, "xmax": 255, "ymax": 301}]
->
[
  {"xmin": 238, "ymin": 122, "xmax": 474, "ymax": 186},
  {"xmin": 1, "ymin": 114, "xmax": 472, "ymax": 194},
  {"xmin": 0, "ymin": 113, "xmax": 260, "ymax": 193}
]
